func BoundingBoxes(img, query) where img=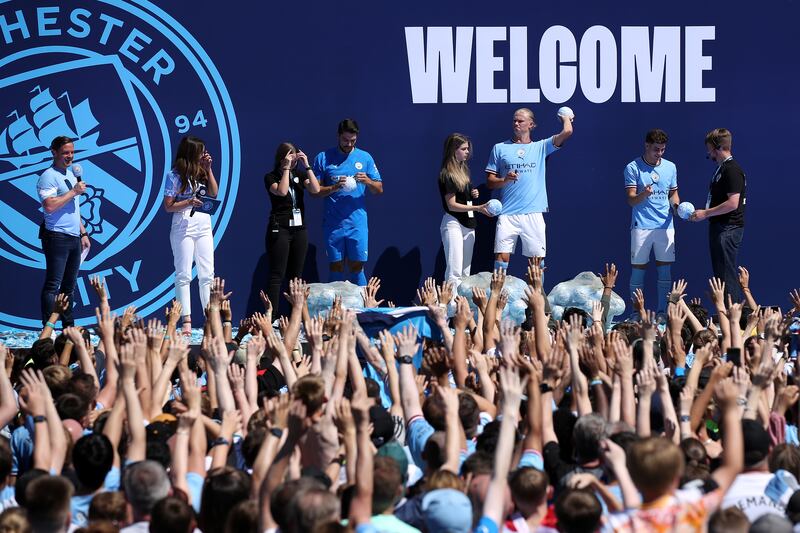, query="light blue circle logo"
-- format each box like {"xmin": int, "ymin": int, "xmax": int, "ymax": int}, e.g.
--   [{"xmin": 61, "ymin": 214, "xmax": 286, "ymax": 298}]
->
[{"xmin": 0, "ymin": 1, "xmax": 240, "ymax": 329}]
